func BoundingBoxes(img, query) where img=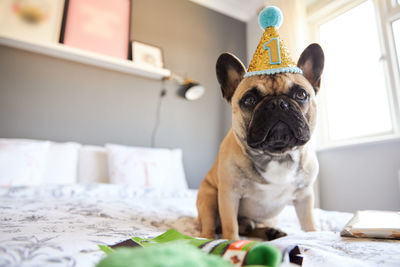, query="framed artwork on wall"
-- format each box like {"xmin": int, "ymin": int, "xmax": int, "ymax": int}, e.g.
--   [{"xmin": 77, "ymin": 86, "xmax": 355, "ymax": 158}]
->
[
  {"xmin": 62, "ymin": 0, "xmax": 131, "ymax": 59},
  {"xmin": 0, "ymin": 0, "xmax": 65, "ymax": 43},
  {"xmin": 131, "ymin": 41, "xmax": 164, "ymax": 69}
]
